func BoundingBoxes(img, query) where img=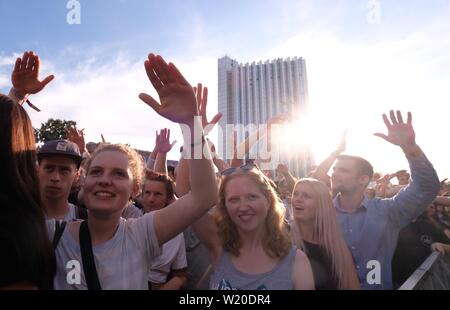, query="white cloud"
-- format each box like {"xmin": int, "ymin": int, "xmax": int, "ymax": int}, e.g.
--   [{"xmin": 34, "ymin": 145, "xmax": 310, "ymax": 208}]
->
[{"xmin": 19, "ymin": 52, "xmax": 218, "ymax": 161}]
